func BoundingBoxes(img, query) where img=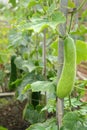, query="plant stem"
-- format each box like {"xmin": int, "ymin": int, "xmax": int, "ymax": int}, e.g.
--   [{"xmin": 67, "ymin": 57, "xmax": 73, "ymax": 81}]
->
[
  {"xmin": 35, "ymin": 33, "xmax": 39, "ymax": 60},
  {"xmin": 76, "ymin": 0, "xmax": 86, "ymax": 12},
  {"xmin": 75, "ymin": 86, "xmax": 87, "ymax": 91},
  {"xmin": 69, "ymin": 95, "xmax": 72, "ymax": 110},
  {"xmin": 68, "ymin": 13, "xmax": 74, "ymax": 33}
]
